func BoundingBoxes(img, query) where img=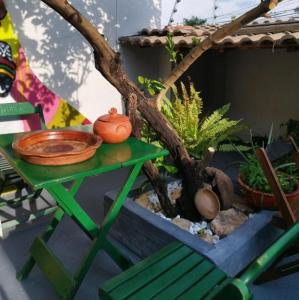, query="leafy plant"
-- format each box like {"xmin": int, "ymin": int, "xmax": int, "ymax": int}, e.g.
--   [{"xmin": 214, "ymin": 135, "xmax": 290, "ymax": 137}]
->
[
  {"xmin": 137, "ymin": 76, "xmax": 164, "ymax": 96},
  {"xmin": 141, "ymin": 122, "xmax": 178, "ymax": 175},
  {"xmin": 165, "ymin": 33, "xmax": 179, "ymax": 64},
  {"xmin": 183, "ymin": 16, "xmax": 207, "ymax": 26},
  {"xmin": 192, "ymin": 37, "xmax": 201, "ymax": 46},
  {"xmin": 237, "ymin": 129, "xmax": 299, "ymax": 194},
  {"xmin": 161, "ymin": 82, "xmax": 242, "ymax": 159}
]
